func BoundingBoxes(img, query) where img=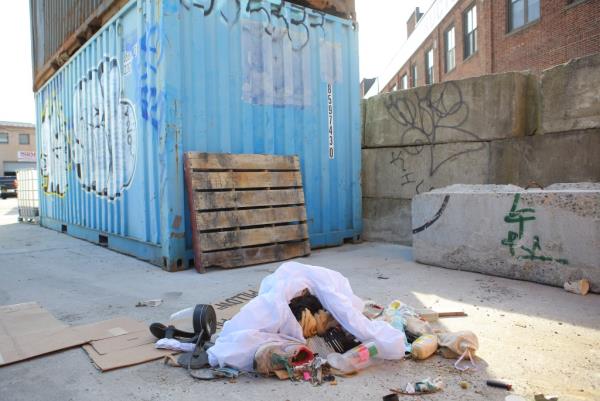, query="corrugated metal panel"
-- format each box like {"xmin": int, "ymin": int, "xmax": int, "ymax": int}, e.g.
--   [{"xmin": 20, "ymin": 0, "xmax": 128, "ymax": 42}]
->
[
  {"xmin": 30, "ymin": 0, "xmax": 130, "ymax": 91},
  {"xmin": 35, "ymin": 0, "xmax": 361, "ymax": 271},
  {"xmin": 31, "ymin": 0, "xmax": 104, "ymax": 76}
]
